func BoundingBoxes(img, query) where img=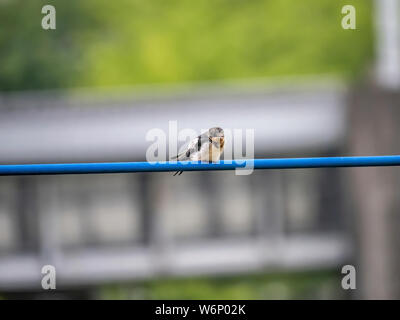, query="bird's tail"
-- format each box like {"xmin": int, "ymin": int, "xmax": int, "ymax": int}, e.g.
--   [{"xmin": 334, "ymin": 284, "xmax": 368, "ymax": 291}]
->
[
  {"xmin": 170, "ymin": 152, "xmax": 187, "ymax": 161},
  {"xmin": 171, "ymin": 153, "xmax": 186, "ymax": 176}
]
